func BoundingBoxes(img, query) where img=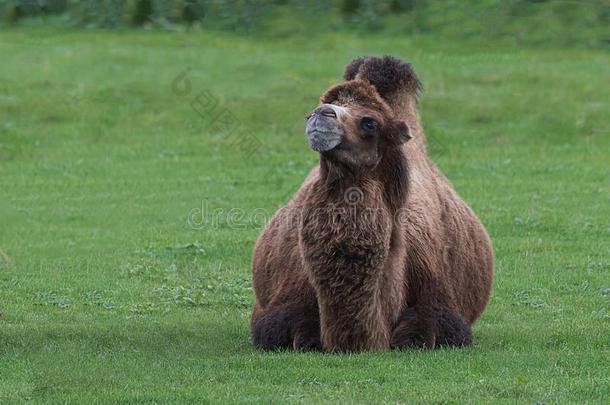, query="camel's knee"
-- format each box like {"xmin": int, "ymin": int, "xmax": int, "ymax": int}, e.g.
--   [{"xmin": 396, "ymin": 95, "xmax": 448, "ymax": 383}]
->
[
  {"xmin": 390, "ymin": 306, "xmax": 437, "ymax": 349},
  {"xmin": 251, "ymin": 310, "xmax": 292, "ymax": 350},
  {"xmin": 390, "ymin": 306, "xmax": 473, "ymax": 349},
  {"xmin": 436, "ymin": 311, "xmax": 472, "ymax": 347},
  {"xmin": 252, "ymin": 305, "xmax": 322, "ymax": 351}
]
